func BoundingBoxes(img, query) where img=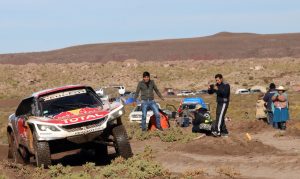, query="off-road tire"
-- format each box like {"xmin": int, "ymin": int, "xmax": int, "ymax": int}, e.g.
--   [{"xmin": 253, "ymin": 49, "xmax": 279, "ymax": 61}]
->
[
  {"xmin": 33, "ymin": 133, "xmax": 51, "ymax": 168},
  {"xmin": 7, "ymin": 132, "xmax": 13, "ymax": 159},
  {"xmin": 112, "ymin": 125, "xmax": 133, "ymax": 159},
  {"xmin": 10, "ymin": 132, "xmax": 29, "ymax": 164},
  {"xmin": 95, "ymin": 143, "xmax": 109, "ymax": 164}
]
